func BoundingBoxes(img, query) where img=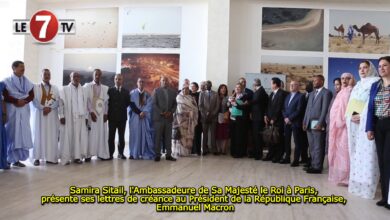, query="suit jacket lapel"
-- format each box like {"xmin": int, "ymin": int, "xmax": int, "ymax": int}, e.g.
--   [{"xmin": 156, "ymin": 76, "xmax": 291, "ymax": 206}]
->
[
  {"xmin": 290, "ymin": 92, "xmax": 299, "ymax": 106},
  {"xmin": 309, "ymin": 92, "xmax": 315, "ymax": 108},
  {"xmin": 272, "ymin": 91, "xmax": 279, "ymax": 103},
  {"xmin": 313, "ymin": 89, "xmax": 322, "ymax": 105}
]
